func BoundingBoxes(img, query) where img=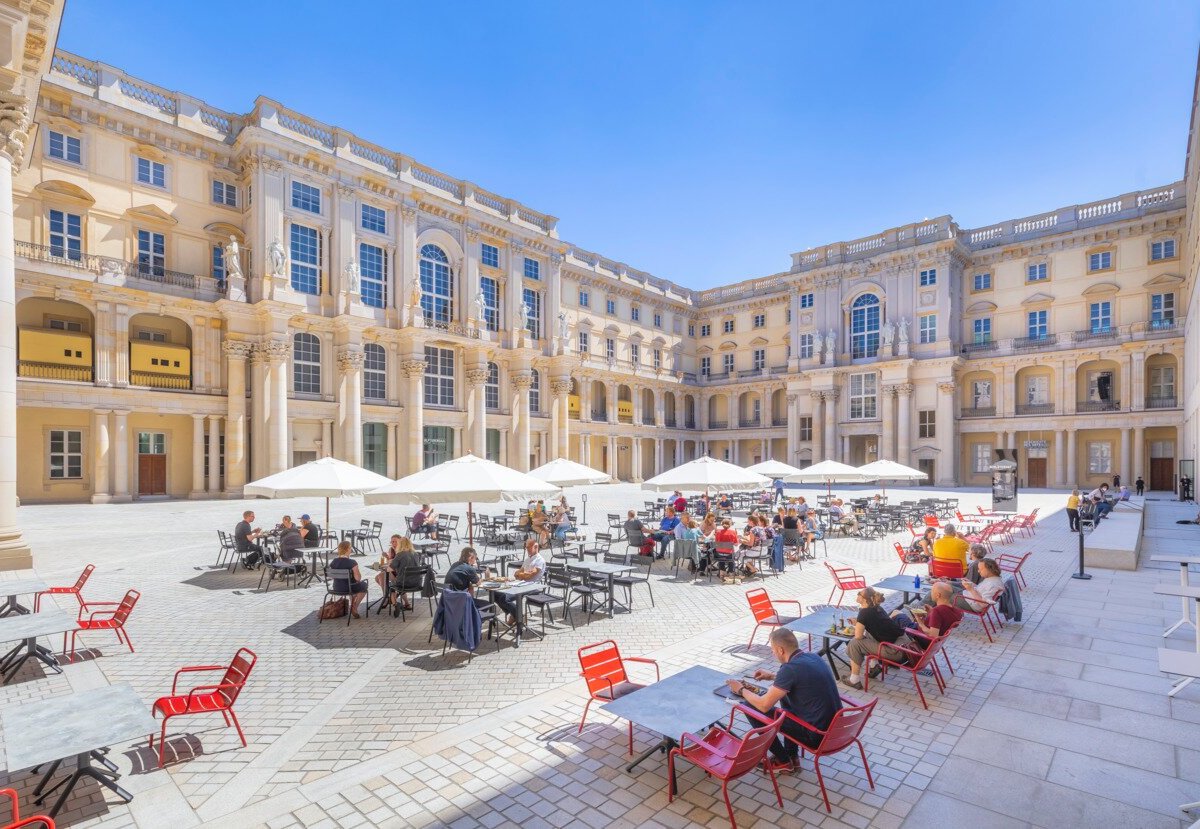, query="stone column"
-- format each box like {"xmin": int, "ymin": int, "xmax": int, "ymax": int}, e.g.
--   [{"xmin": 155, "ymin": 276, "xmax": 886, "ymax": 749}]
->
[
  {"xmin": 93, "ymin": 301, "xmax": 112, "ymax": 386},
  {"xmin": 91, "ymin": 410, "xmax": 111, "ymax": 504},
  {"xmin": 387, "ymin": 422, "xmax": 399, "ymax": 476},
  {"xmin": 223, "ymin": 341, "xmax": 251, "ymax": 495},
  {"xmin": 810, "ymin": 392, "xmax": 824, "ymax": 463},
  {"xmin": 580, "ymin": 379, "xmax": 592, "ymax": 423},
  {"xmin": 760, "ymin": 438, "xmax": 768, "ymax": 464},
  {"xmin": 655, "ymin": 438, "xmax": 663, "ymax": 475},
  {"xmin": 1133, "ymin": 426, "xmax": 1145, "ymax": 483},
  {"xmin": 608, "ymin": 435, "xmax": 618, "ymax": 478},
  {"xmin": 321, "ymin": 419, "xmax": 334, "ymax": 458},
  {"xmin": 1066, "ymin": 429, "xmax": 1077, "ymax": 486},
  {"xmin": 249, "ymin": 345, "xmax": 268, "ymax": 480},
  {"xmin": 823, "ymin": 390, "xmax": 838, "ymax": 462},
  {"xmin": 265, "ymin": 339, "xmax": 291, "ymax": 473},
  {"xmin": 337, "ymin": 347, "xmax": 364, "ymax": 465},
  {"xmin": 207, "ymin": 416, "xmax": 221, "ymax": 494},
  {"xmin": 499, "ymin": 427, "xmax": 509, "ymax": 465},
  {"xmin": 786, "ymin": 394, "xmax": 799, "ymax": 463},
  {"xmin": 632, "ymin": 386, "xmax": 643, "ymax": 426},
  {"xmin": 727, "ymin": 394, "xmax": 736, "ymax": 429},
  {"xmin": 189, "ymin": 414, "xmax": 207, "ymax": 498},
  {"xmin": 935, "ymin": 382, "xmax": 956, "ymax": 485},
  {"xmin": 112, "ymin": 304, "xmax": 130, "ymax": 387},
  {"xmin": 402, "ymin": 359, "xmax": 425, "ymax": 473},
  {"xmin": 1119, "ymin": 428, "xmax": 1131, "ymax": 484},
  {"xmin": 552, "ymin": 378, "xmax": 572, "ymax": 459},
  {"xmin": 112, "ymin": 409, "xmax": 131, "ymax": 502},
  {"xmin": 880, "ymin": 385, "xmax": 895, "ymax": 460},
  {"xmin": 896, "ymin": 384, "xmax": 913, "ymax": 463},
  {"xmin": 1053, "ymin": 430, "xmax": 1066, "ymax": 488},
  {"xmin": 466, "ymin": 367, "xmax": 489, "ymax": 458},
  {"xmin": 511, "ymin": 371, "xmax": 533, "ymax": 471}
]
